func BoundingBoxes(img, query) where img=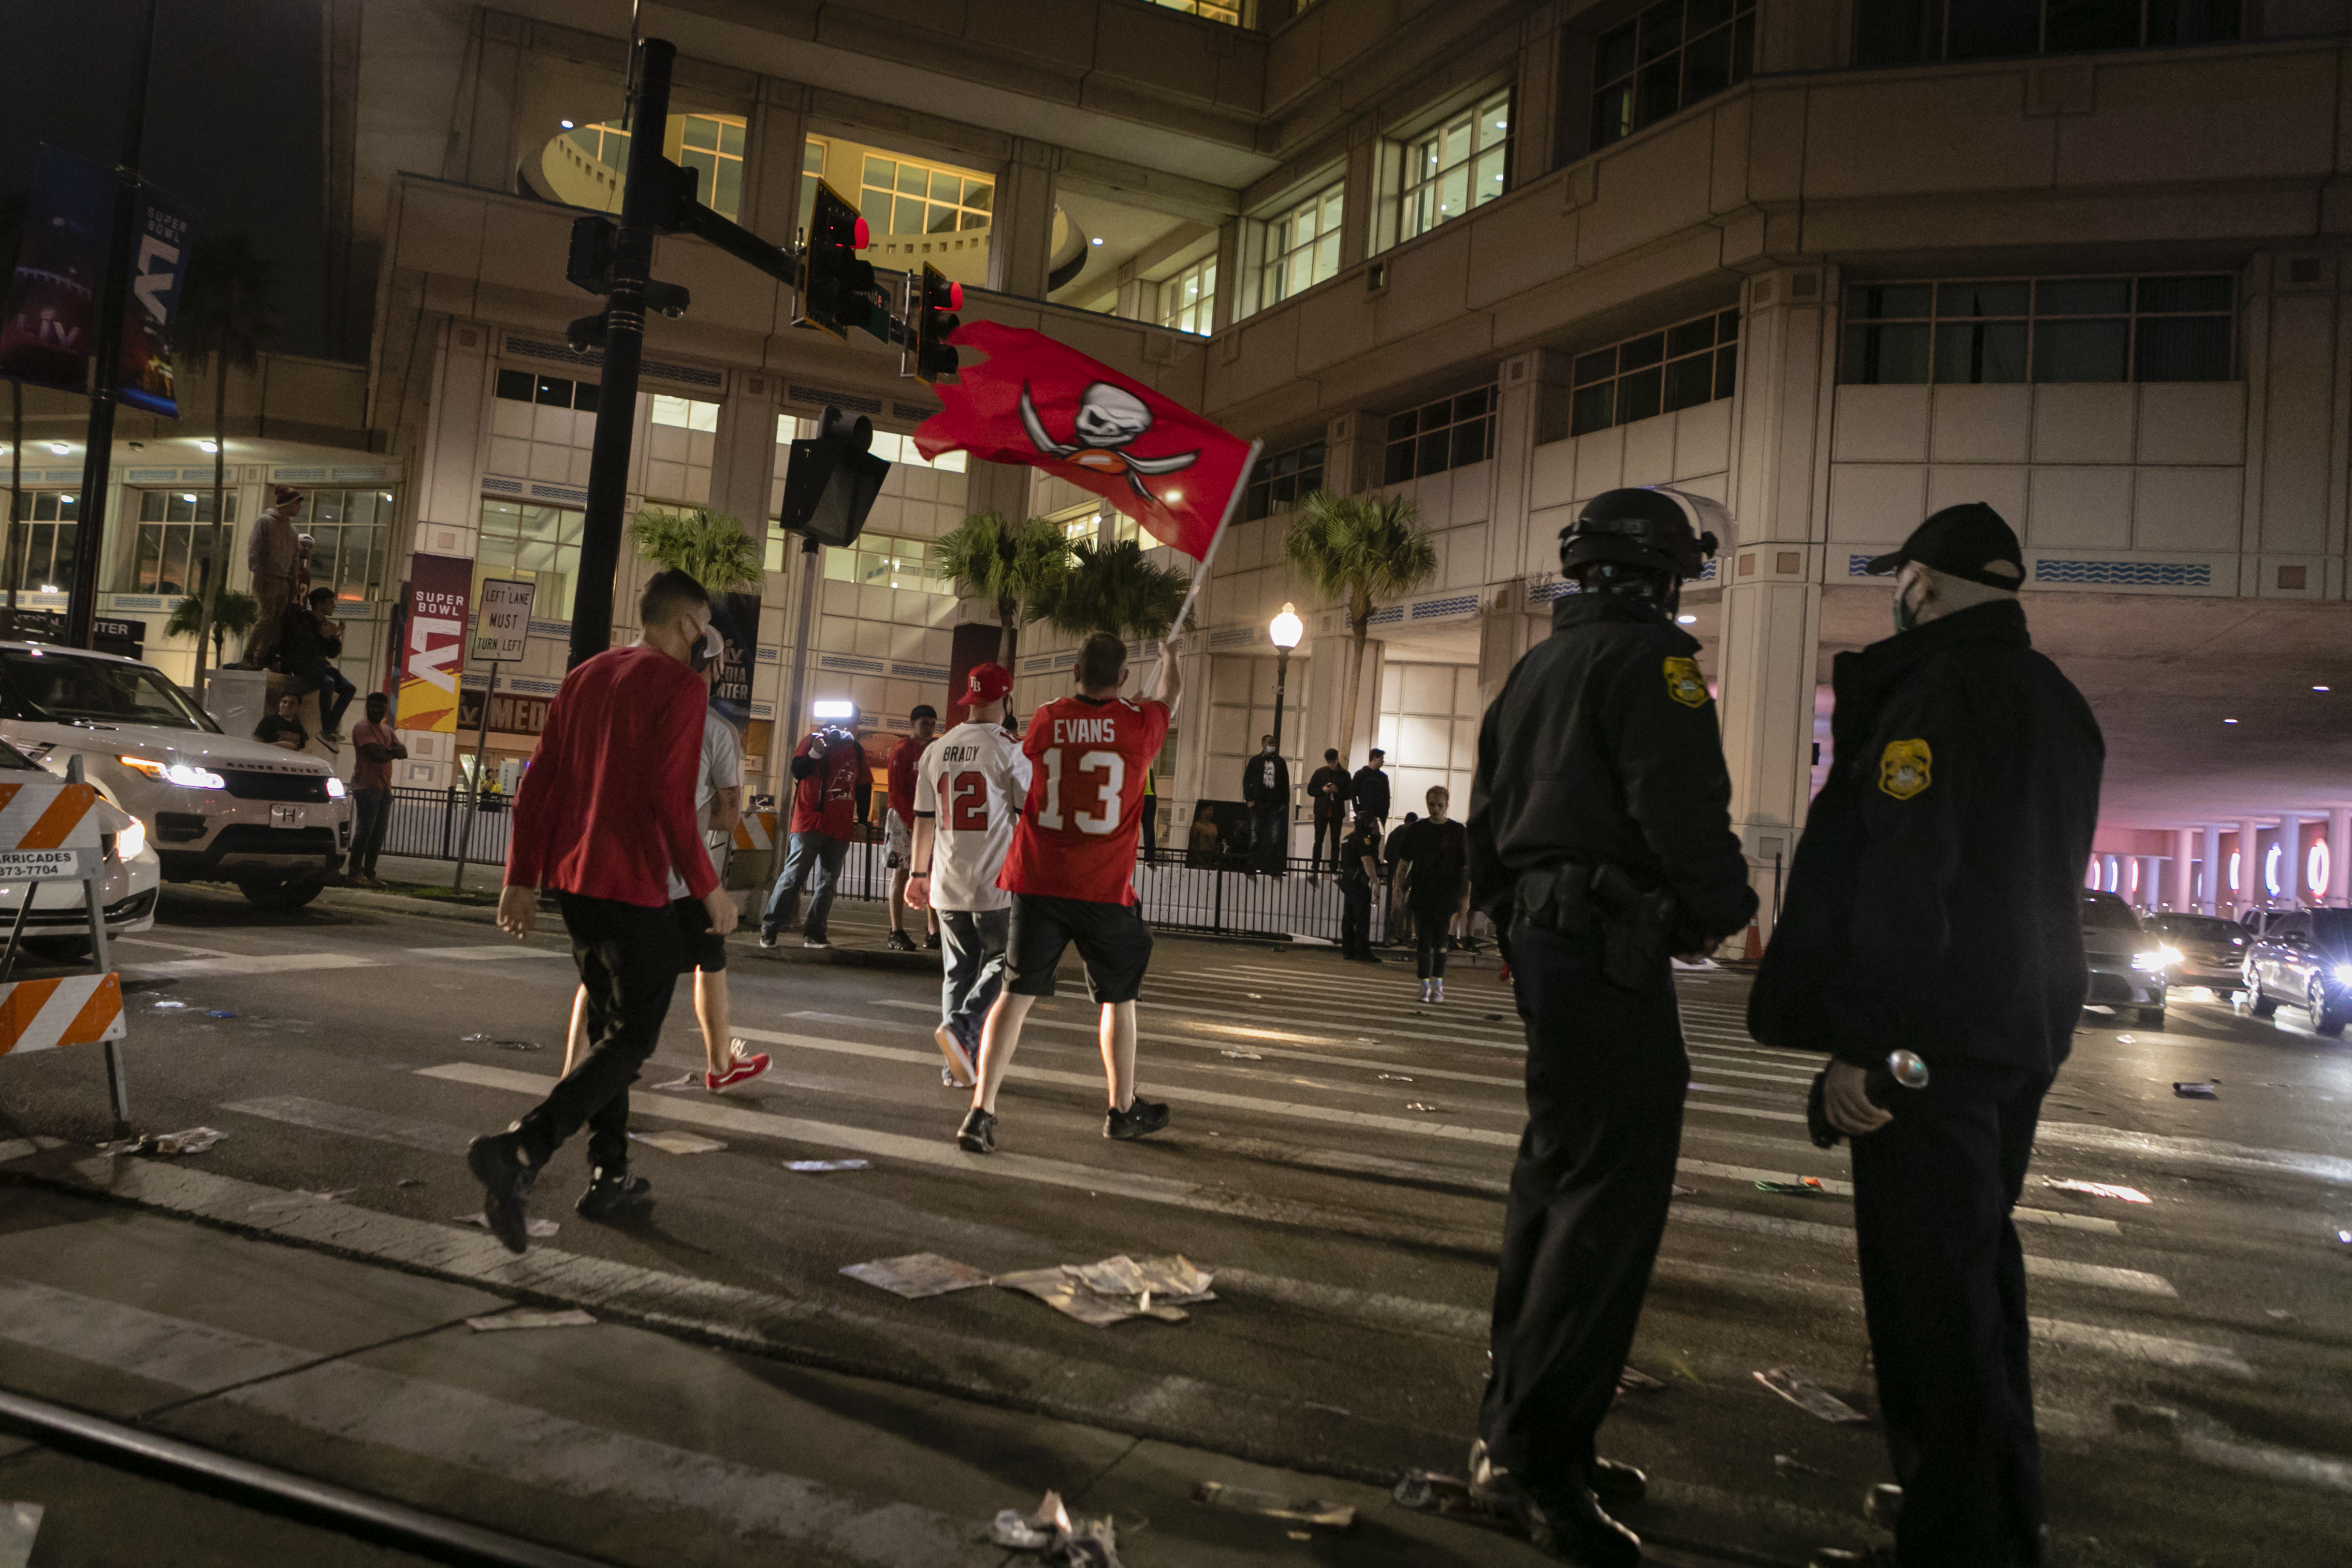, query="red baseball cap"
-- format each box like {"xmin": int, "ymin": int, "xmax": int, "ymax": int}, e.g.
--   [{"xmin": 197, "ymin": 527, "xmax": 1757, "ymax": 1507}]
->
[{"xmin": 964, "ymin": 663, "xmax": 1013, "ymax": 703}]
